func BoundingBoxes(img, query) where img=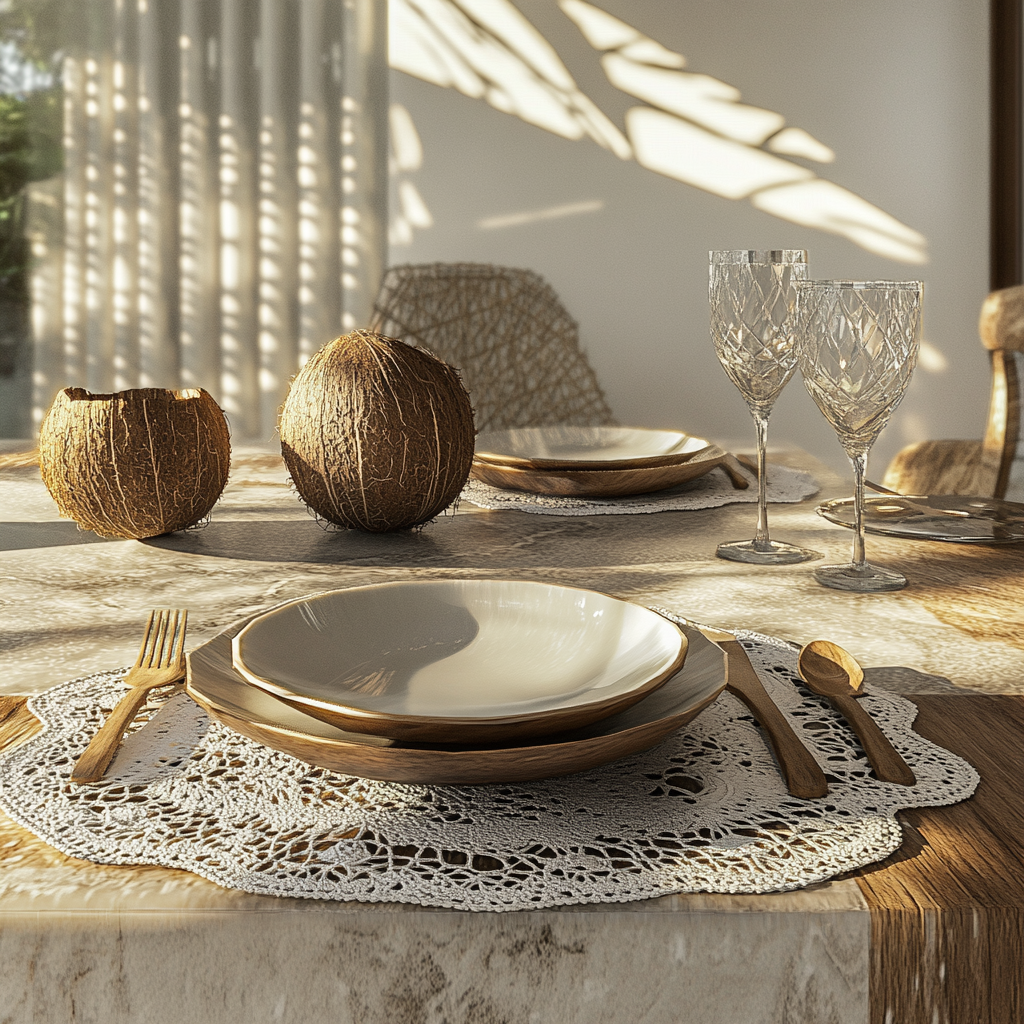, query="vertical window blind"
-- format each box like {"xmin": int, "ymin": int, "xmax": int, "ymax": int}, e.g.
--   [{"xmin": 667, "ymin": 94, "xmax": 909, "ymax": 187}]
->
[{"xmin": 26, "ymin": 0, "xmax": 388, "ymax": 439}]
